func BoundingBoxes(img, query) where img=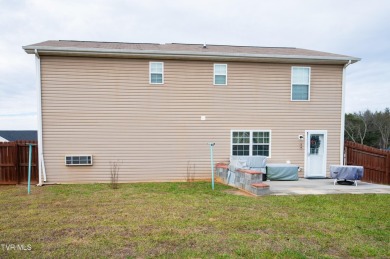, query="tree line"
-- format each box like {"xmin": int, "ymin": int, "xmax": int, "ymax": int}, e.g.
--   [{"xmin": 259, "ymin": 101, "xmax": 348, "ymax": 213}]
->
[{"xmin": 345, "ymin": 108, "xmax": 390, "ymax": 149}]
